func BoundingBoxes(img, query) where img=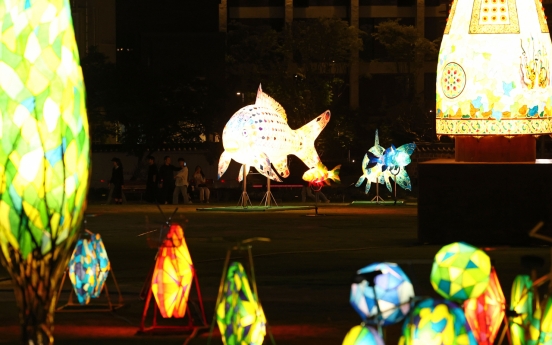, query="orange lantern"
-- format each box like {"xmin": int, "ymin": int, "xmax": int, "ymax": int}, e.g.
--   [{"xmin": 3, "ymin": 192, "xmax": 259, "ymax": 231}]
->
[
  {"xmin": 463, "ymin": 267, "xmax": 506, "ymax": 345},
  {"xmin": 151, "ymin": 224, "xmax": 194, "ymax": 318}
]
